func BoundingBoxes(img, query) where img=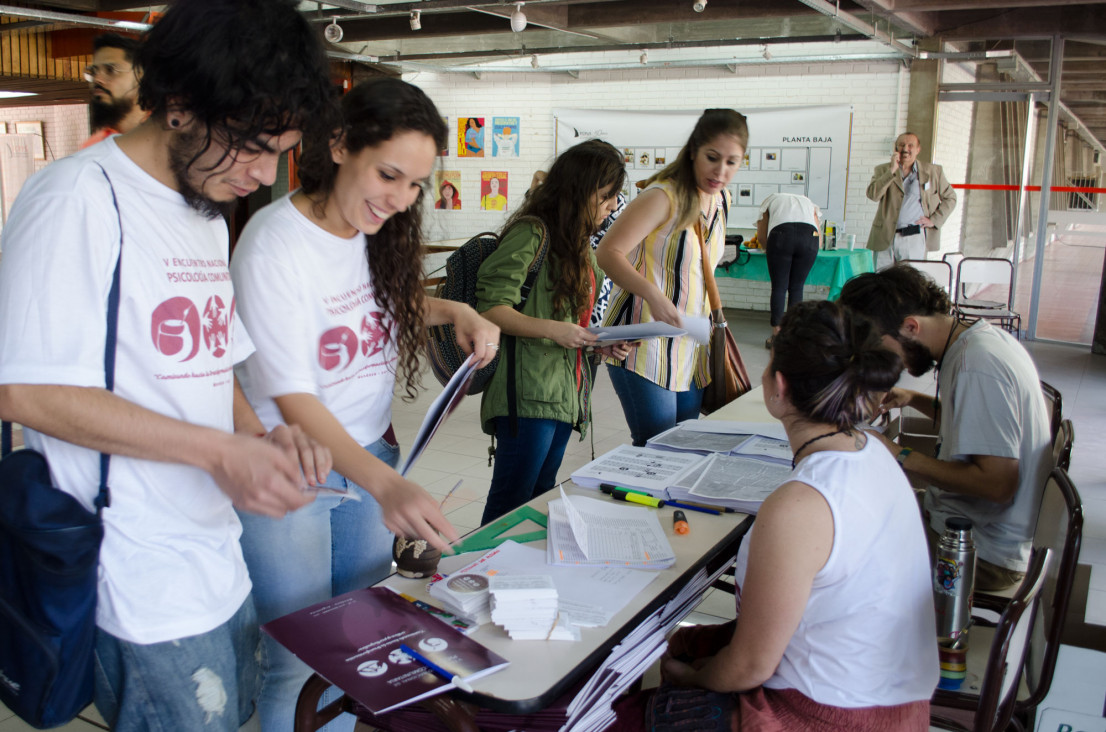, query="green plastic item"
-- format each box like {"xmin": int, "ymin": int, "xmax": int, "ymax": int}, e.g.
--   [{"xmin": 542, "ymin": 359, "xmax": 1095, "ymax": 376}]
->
[{"xmin": 453, "ymin": 505, "xmax": 548, "ymax": 553}]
